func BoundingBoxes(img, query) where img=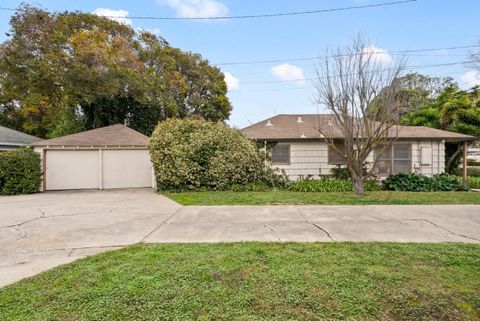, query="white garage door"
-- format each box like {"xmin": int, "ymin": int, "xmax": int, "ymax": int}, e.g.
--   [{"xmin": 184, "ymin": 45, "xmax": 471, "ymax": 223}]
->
[
  {"xmin": 46, "ymin": 150, "xmax": 99, "ymax": 190},
  {"xmin": 45, "ymin": 149, "xmax": 152, "ymax": 190},
  {"xmin": 102, "ymin": 150, "xmax": 152, "ymax": 189}
]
